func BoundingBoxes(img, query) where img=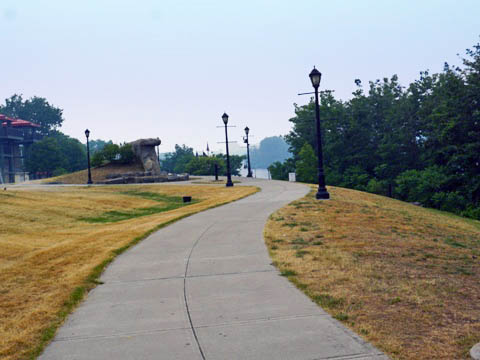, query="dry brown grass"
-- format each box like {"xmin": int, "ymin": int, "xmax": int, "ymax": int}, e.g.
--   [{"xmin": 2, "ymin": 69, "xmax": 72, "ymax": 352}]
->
[
  {"xmin": 0, "ymin": 184, "xmax": 257, "ymax": 360},
  {"xmin": 35, "ymin": 162, "xmax": 145, "ymax": 184},
  {"xmin": 265, "ymin": 186, "xmax": 480, "ymax": 360}
]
